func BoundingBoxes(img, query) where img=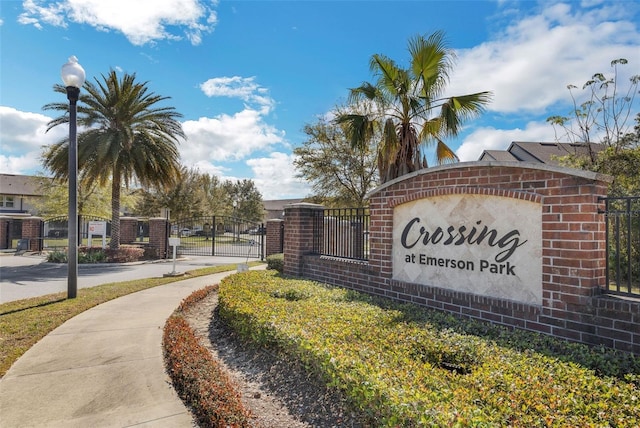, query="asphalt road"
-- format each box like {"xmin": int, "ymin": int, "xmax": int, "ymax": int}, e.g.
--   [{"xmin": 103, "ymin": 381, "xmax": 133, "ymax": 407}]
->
[{"xmin": 0, "ymin": 252, "xmax": 259, "ymax": 303}]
